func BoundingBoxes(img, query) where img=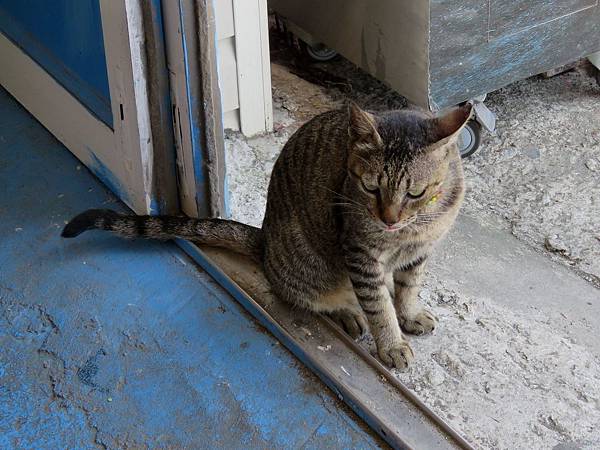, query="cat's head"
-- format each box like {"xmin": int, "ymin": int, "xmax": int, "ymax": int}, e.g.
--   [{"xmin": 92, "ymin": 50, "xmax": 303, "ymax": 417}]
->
[{"xmin": 346, "ymin": 103, "xmax": 472, "ymax": 232}]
